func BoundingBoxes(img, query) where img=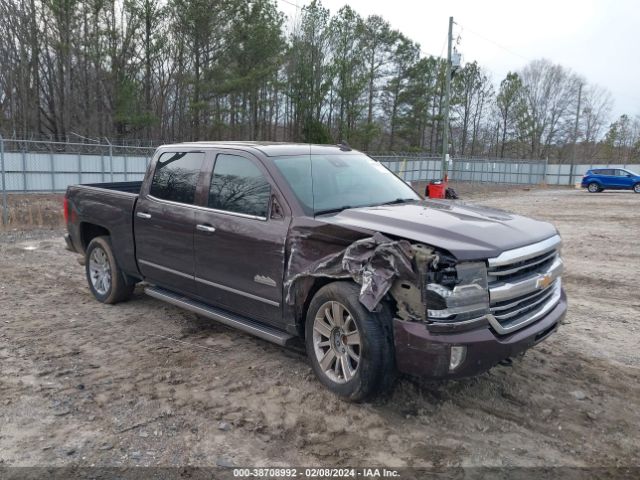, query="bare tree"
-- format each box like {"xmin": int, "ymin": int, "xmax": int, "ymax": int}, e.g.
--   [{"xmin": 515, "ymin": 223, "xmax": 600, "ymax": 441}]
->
[
  {"xmin": 496, "ymin": 72, "xmax": 524, "ymax": 157},
  {"xmin": 0, "ymin": 0, "xmax": 629, "ymax": 160},
  {"xmin": 580, "ymin": 84, "xmax": 613, "ymax": 159},
  {"xmin": 519, "ymin": 59, "xmax": 581, "ymax": 159}
]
